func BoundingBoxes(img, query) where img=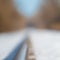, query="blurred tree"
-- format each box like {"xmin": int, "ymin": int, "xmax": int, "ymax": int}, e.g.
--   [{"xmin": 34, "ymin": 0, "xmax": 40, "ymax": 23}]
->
[
  {"xmin": 33, "ymin": 0, "xmax": 60, "ymax": 30},
  {"xmin": 0, "ymin": 0, "xmax": 27, "ymax": 32}
]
